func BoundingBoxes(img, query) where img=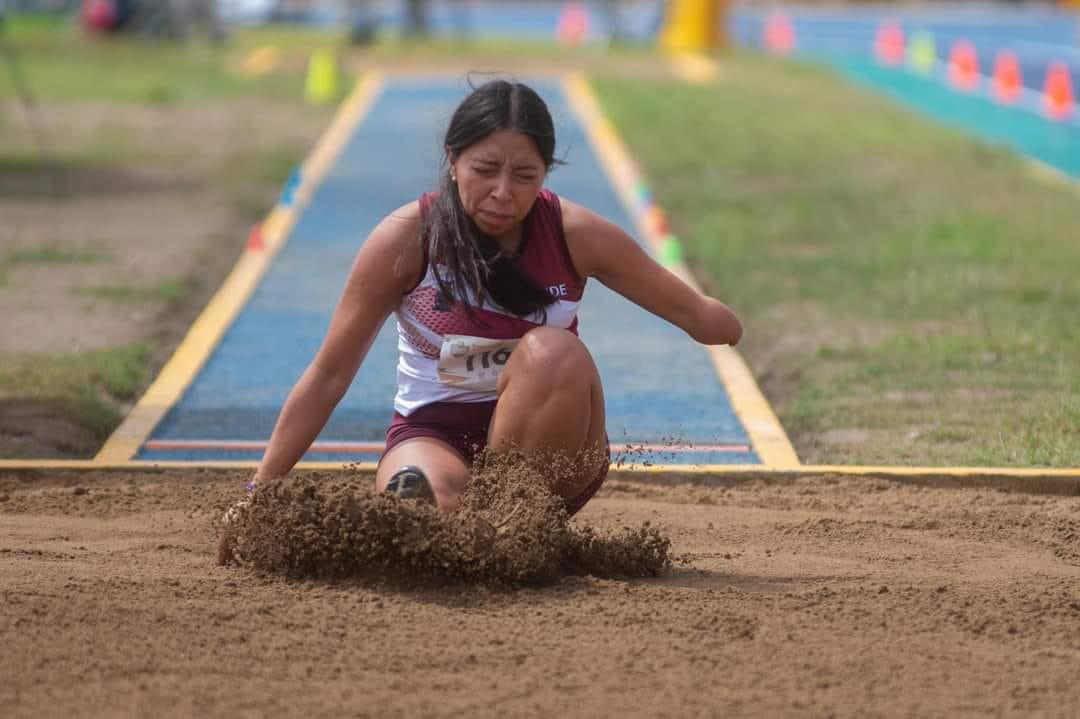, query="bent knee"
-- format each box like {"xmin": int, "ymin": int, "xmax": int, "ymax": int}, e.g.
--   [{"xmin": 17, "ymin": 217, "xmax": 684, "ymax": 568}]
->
[
  {"xmin": 513, "ymin": 327, "xmax": 591, "ymax": 373},
  {"xmin": 499, "ymin": 328, "xmax": 594, "ymax": 392}
]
